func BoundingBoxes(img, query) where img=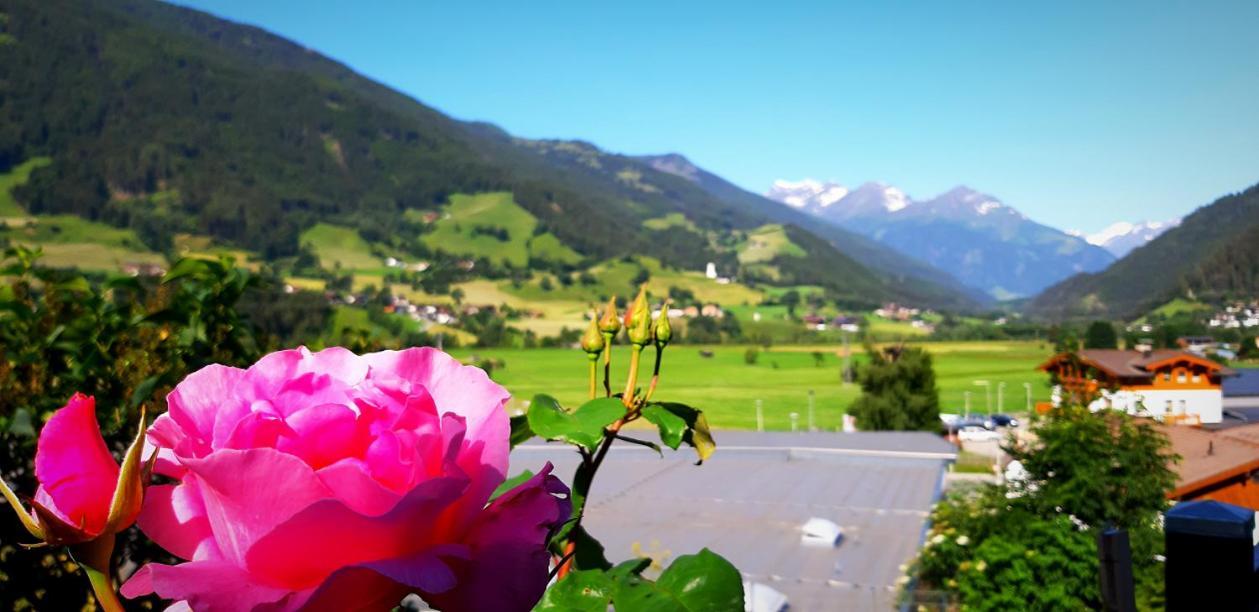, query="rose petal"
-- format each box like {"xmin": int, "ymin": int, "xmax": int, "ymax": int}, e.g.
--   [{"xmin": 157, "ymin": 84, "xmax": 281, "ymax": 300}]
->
[
  {"xmin": 362, "ymin": 348, "xmax": 511, "ymax": 476},
  {"xmin": 181, "ymin": 448, "xmax": 332, "ymax": 566},
  {"xmin": 424, "ymin": 465, "xmax": 570, "ymax": 612},
  {"xmin": 166, "ymin": 365, "xmax": 248, "ymax": 453},
  {"xmin": 137, "ymin": 483, "xmax": 219, "ymax": 561},
  {"xmin": 244, "ymin": 476, "xmax": 468, "ymax": 589},
  {"xmin": 121, "ymin": 561, "xmax": 293, "ymax": 610},
  {"xmin": 34, "ymin": 394, "xmax": 118, "ymax": 537}
]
